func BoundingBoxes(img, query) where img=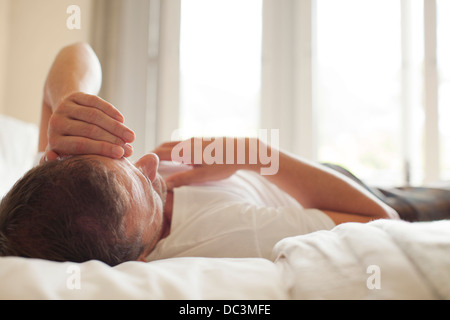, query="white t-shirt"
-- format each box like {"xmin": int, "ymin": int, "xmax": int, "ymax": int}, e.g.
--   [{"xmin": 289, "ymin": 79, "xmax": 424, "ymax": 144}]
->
[{"xmin": 146, "ymin": 162, "xmax": 335, "ymax": 262}]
